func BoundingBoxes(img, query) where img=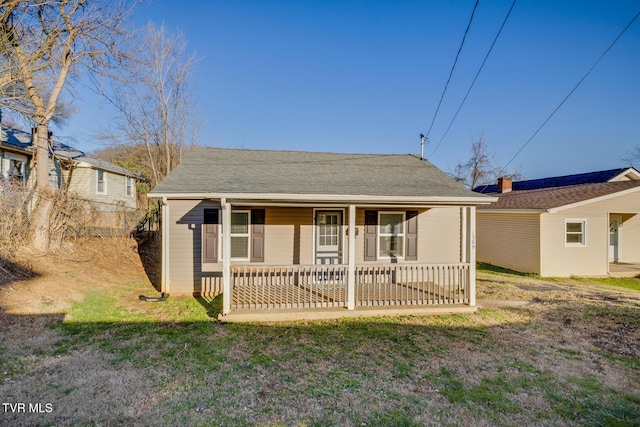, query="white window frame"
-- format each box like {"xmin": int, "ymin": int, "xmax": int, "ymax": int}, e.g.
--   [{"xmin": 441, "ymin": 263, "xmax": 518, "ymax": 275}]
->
[
  {"xmin": 96, "ymin": 169, "xmax": 107, "ymax": 195},
  {"xmin": 565, "ymin": 219, "xmax": 587, "ymax": 247},
  {"xmin": 125, "ymin": 176, "xmax": 134, "ymax": 197},
  {"xmin": 378, "ymin": 211, "xmax": 406, "ymax": 259},
  {"xmin": 230, "ymin": 210, "xmax": 251, "ymax": 261}
]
